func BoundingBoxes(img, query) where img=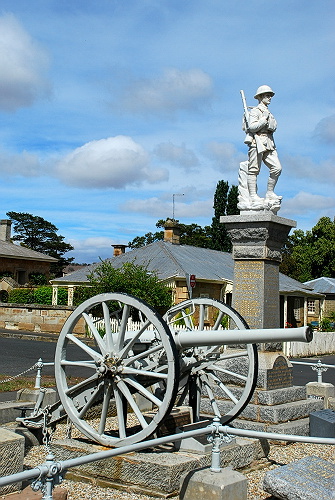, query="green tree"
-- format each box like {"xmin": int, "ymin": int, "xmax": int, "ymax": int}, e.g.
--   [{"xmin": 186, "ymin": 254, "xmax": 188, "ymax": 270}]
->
[
  {"xmin": 210, "ymin": 180, "xmax": 238, "ymax": 252},
  {"xmin": 75, "ymin": 260, "xmax": 173, "ymax": 314},
  {"xmin": 6, "ymin": 211, "xmax": 74, "ymax": 277},
  {"xmin": 280, "ymin": 217, "xmax": 335, "ymax": 282}
]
